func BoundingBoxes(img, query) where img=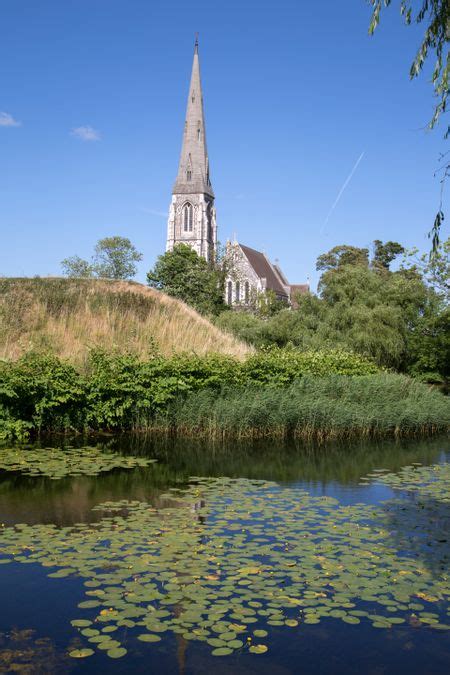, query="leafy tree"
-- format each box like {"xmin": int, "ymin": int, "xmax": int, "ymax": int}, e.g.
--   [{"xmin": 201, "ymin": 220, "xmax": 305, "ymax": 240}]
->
[
  {"xmin": 372, "ymin": 240, "xmax": 405, "ymax": 269},
  {"xmin": 255, "ymin": 289, "xmax": 289, "ymax": 317},
  {"xmin": 61, "ymin": 236, "xmax": 143, "ymax": 280},
  {"xmin": 316, "ymin": 245, "xmax": 369, "ymax": 272},
  {"xmin": 61, "ymin": 256, "xmax": 94, "ymax": 278},
  {"xmin": 146, "ymin": 244, "xmax": 225, "ymax": 315},
  {"xmin": 402, "ymin": 235, "xmax": 450, "ymax": 299},
  {"xmin": 316, "ymin": 264, "xmax": 429, "ymax": 368},
  {"xmin": 406, "ymin": 303, "xmax": 450, "ymax": 378},
  {"xmin": 93, "ymin": 237, "xmax": 143, "ymax": 279}
]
